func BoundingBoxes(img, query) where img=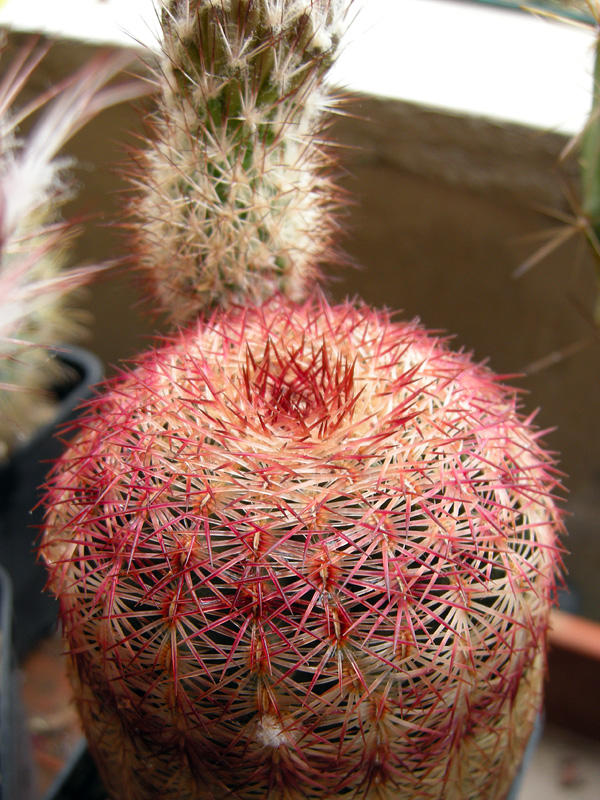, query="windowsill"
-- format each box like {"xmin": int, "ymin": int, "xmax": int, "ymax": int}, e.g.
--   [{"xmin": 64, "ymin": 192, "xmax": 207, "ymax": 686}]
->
[{"xmin": 0, "ymin": 0, "xmax": 595, "ymax": 134}]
